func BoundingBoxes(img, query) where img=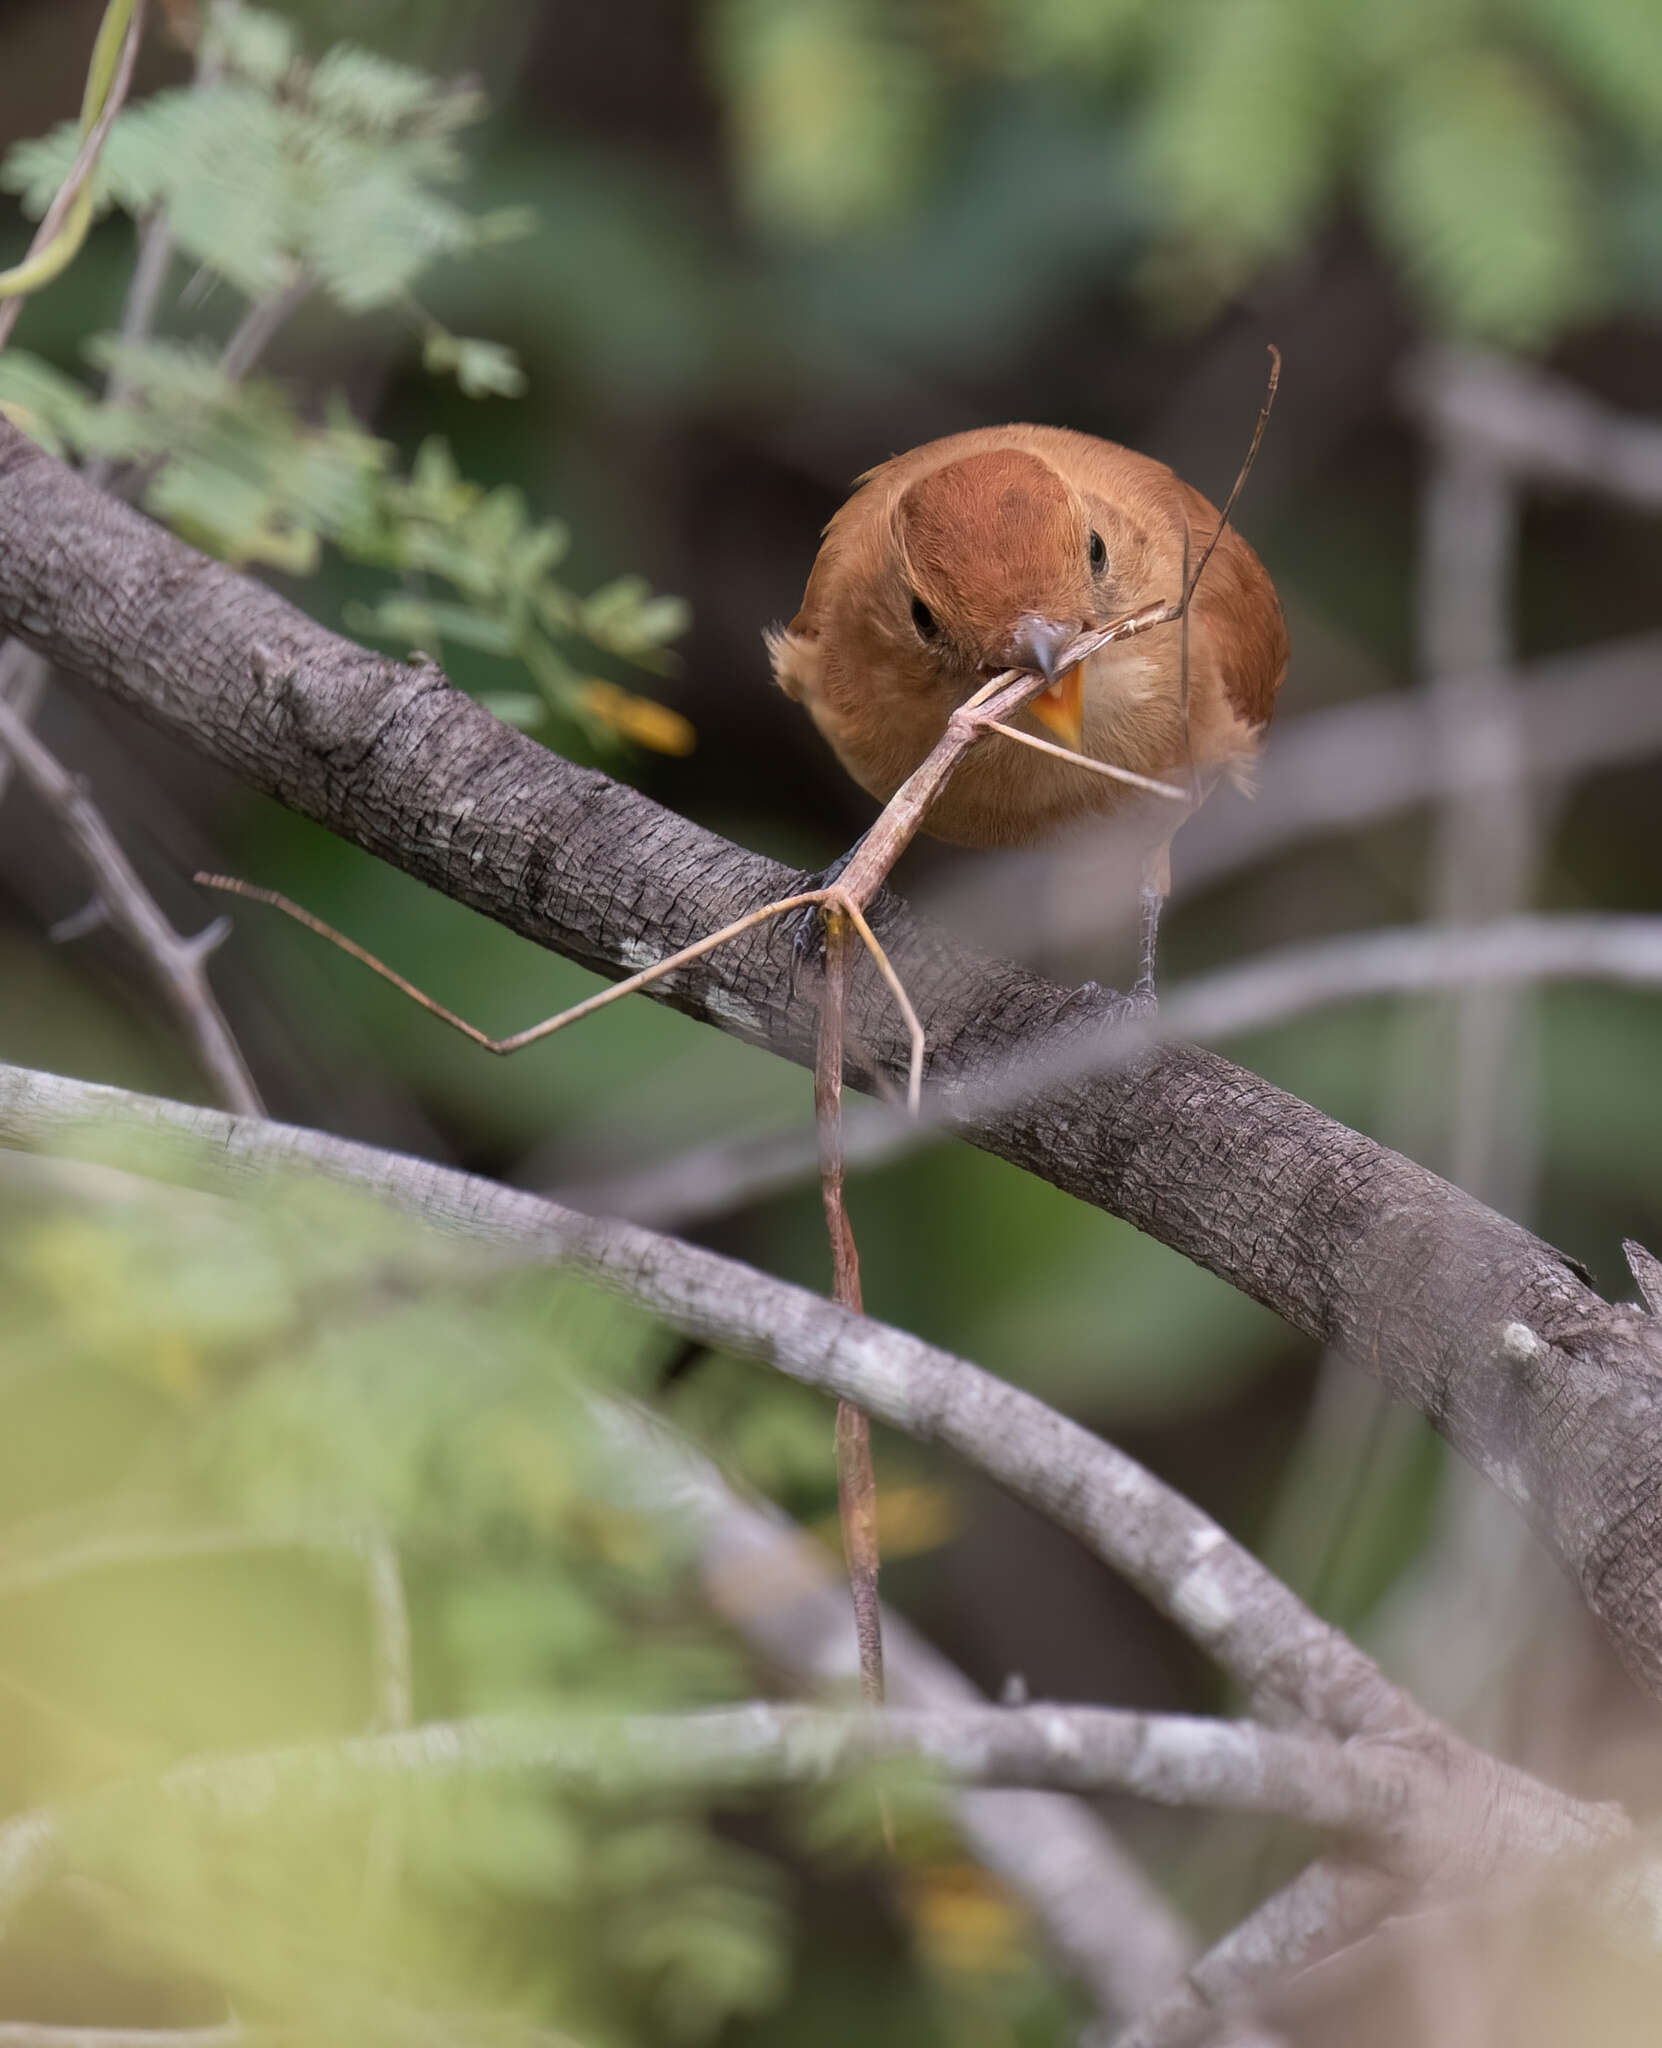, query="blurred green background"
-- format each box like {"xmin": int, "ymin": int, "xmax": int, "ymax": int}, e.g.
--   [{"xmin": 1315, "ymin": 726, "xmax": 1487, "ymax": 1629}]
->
[{"xmin": 0, "ymin": 0, "xmax": 1660, "ymax": 2040}]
